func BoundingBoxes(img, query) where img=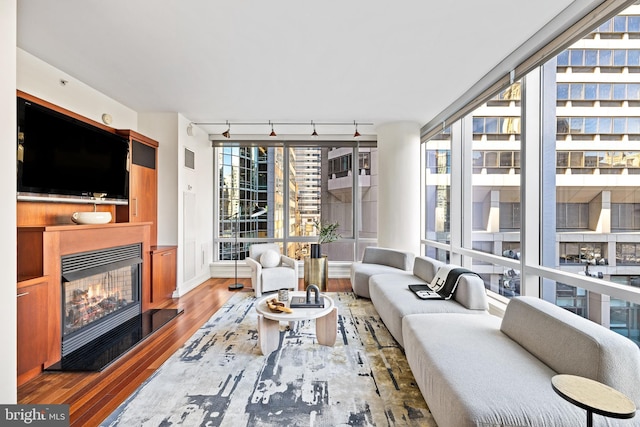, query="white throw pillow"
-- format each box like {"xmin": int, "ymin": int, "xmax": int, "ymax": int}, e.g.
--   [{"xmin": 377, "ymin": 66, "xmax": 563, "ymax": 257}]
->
[{"xmin": 260, "ymin": 250, "xmax": 280, "ymax": 268}]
